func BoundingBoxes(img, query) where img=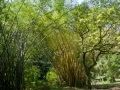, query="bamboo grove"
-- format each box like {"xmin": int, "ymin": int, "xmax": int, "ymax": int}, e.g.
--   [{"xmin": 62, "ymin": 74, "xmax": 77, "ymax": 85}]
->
[{"xmin": 0, "ymin": 0, "xmax": 120, "ymax": 90}]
